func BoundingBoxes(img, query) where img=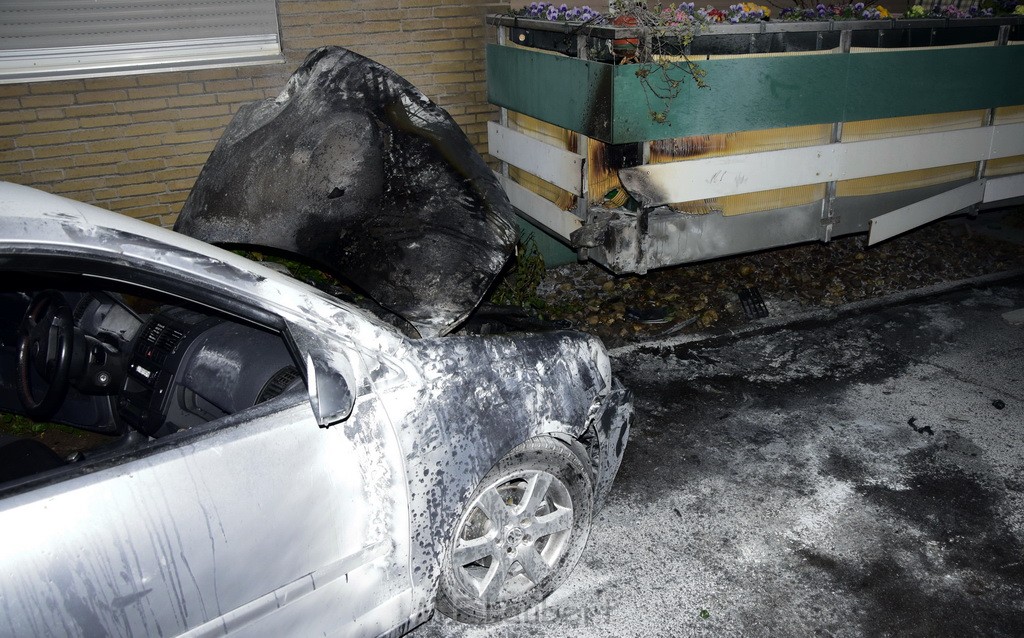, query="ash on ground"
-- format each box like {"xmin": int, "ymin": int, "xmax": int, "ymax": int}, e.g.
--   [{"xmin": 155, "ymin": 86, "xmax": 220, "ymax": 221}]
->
[{"xmin": 532, "ymin": 208, "xmax": 1024, "ymax": 348}]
